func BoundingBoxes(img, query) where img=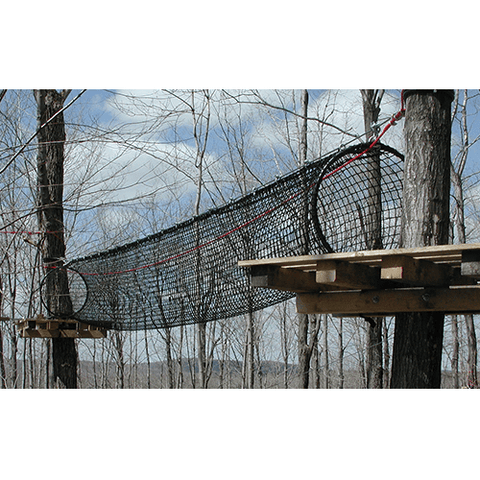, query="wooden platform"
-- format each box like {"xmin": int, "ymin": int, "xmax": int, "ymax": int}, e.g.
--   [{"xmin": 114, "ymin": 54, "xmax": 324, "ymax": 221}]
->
[
  {"xmin": 238, "ymin": 243, "xmax": 480, "ymax": 317},
  {"xmin": 16, "ymin": 315, "xmax": 108, "ymax": 339}
]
